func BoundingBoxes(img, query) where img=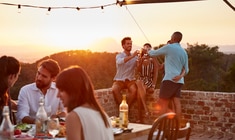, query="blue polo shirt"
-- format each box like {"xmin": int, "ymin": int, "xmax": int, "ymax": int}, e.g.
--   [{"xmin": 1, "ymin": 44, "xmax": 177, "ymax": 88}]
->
[{"xmin": 148, "ymin": 43, "xmax": 189, "ymax": 84}]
